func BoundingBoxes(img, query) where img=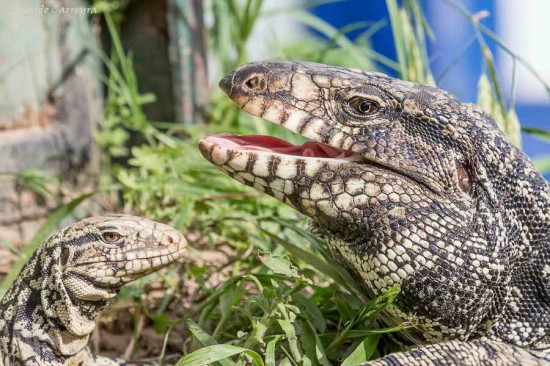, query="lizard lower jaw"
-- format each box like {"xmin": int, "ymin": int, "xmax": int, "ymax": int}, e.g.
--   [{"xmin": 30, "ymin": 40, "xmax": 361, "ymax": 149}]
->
[{"xmin": 199, "ymin": 133, "xmax": 365, "ymax": 165}]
